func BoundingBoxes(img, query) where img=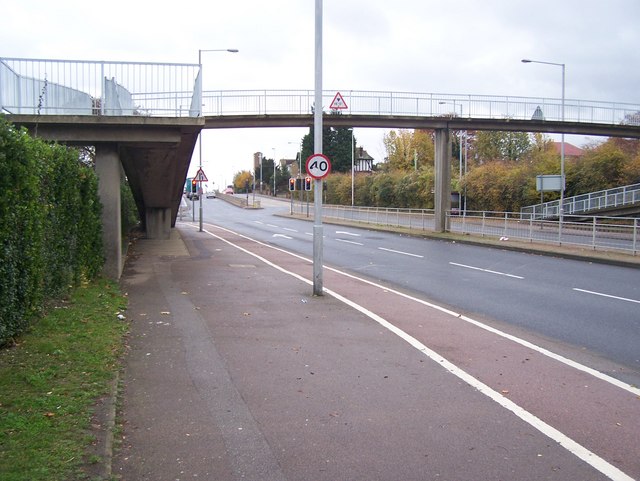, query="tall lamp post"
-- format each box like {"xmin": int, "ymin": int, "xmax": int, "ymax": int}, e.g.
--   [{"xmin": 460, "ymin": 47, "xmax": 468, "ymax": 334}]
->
[
  {"xmin": 272, "ymin": 147, "xmax": 276, "ymax": 196},
  {"xmin": 521, "ymin": 58, "xmax": 566, "ymax": 231},
  {"xmin": 197, "ymin": 48, "xmax": 238, "ymax": 232}
]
